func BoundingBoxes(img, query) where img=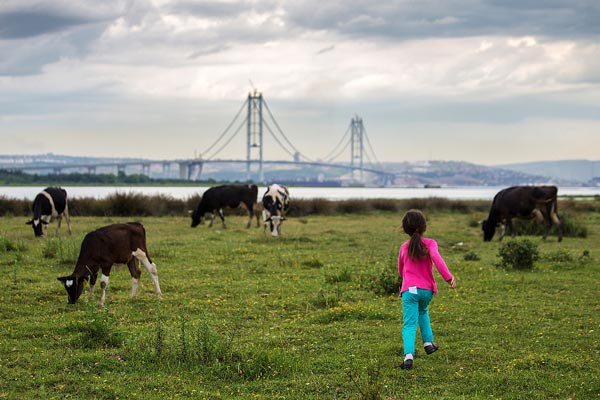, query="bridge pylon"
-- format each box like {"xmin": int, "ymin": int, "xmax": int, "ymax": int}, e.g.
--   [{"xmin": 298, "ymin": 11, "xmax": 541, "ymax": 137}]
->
[
  {"xmin": 246, "ymin": 91, "xmax": 264, "ymax": 182},
  {"xmin": 350, "ymin": 115, "xmax": 365, "ymax": 183}
]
